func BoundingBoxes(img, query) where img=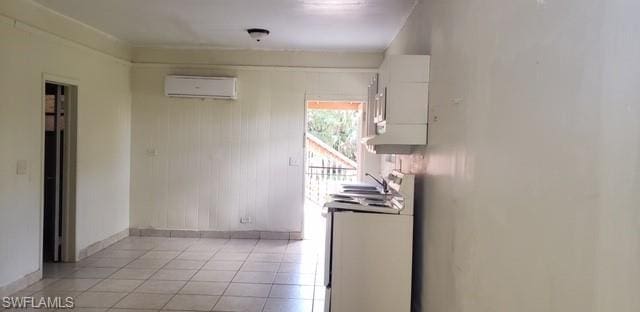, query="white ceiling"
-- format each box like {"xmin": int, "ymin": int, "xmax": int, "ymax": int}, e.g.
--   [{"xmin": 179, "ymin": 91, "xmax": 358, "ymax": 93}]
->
[{"xmin": 34, "ymin": 0, "xmax": 417, "ymax": 52}]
